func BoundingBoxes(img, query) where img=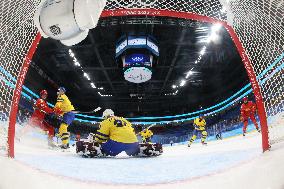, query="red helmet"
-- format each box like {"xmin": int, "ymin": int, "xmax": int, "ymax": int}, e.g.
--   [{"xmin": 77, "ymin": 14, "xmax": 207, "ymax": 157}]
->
[
  {"xmin": 243, "ymin": 97, "xmax": 248, "ymax": 102},
  {"xmin": 40, "ymin": 90, "xmax": 48, "ymax": 97}
]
